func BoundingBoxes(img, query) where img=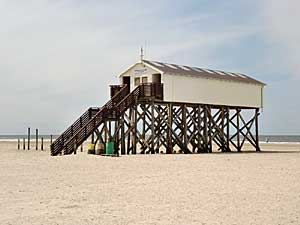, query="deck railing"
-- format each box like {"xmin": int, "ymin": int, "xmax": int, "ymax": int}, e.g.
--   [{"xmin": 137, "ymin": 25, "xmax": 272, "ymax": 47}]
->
[
  {"xmin": 139, "ymin": 83, "xmax": 163, "ymax": 100},
  {"xmin": 50, "ymin": 107, "xmax": 100, "ymax": 156},
  {"xmin": 110, "ymin": 84, "xmax": 128, "ymax": 98},
  {"xmin": 62, "ymin": 84, "xmax": 129, "ymax": 155}
]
